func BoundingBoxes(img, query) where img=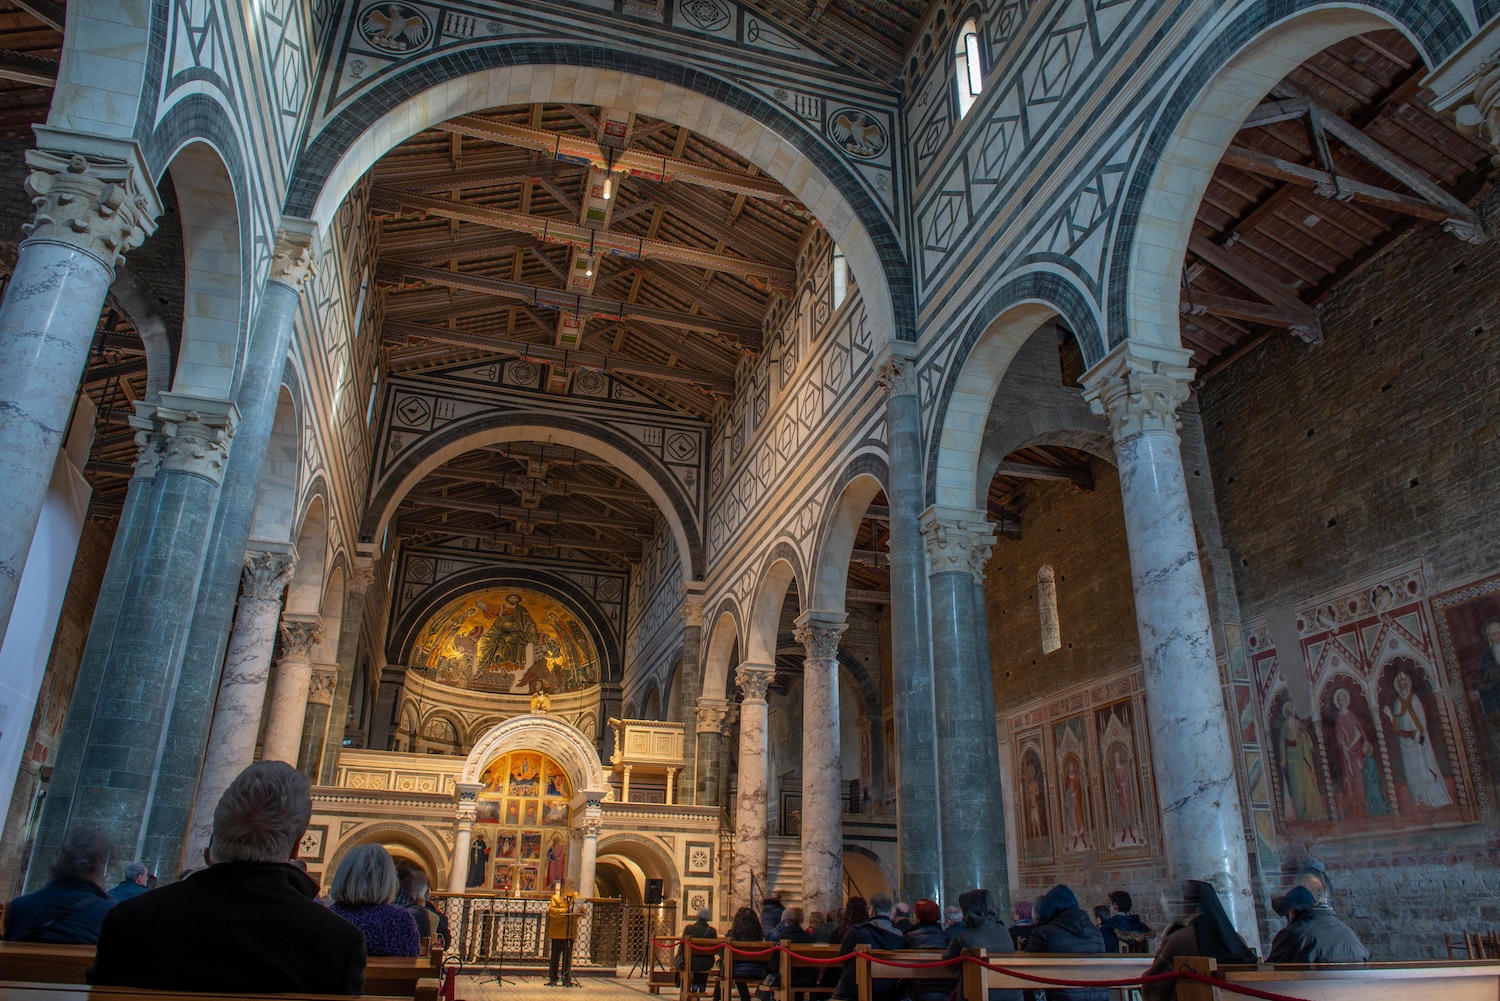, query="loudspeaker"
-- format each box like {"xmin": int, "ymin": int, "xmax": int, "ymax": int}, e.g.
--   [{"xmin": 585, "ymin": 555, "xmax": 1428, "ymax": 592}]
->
[{"xmin": 645, "ymin": 878, "xmax": 664, "ymax": 904}]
